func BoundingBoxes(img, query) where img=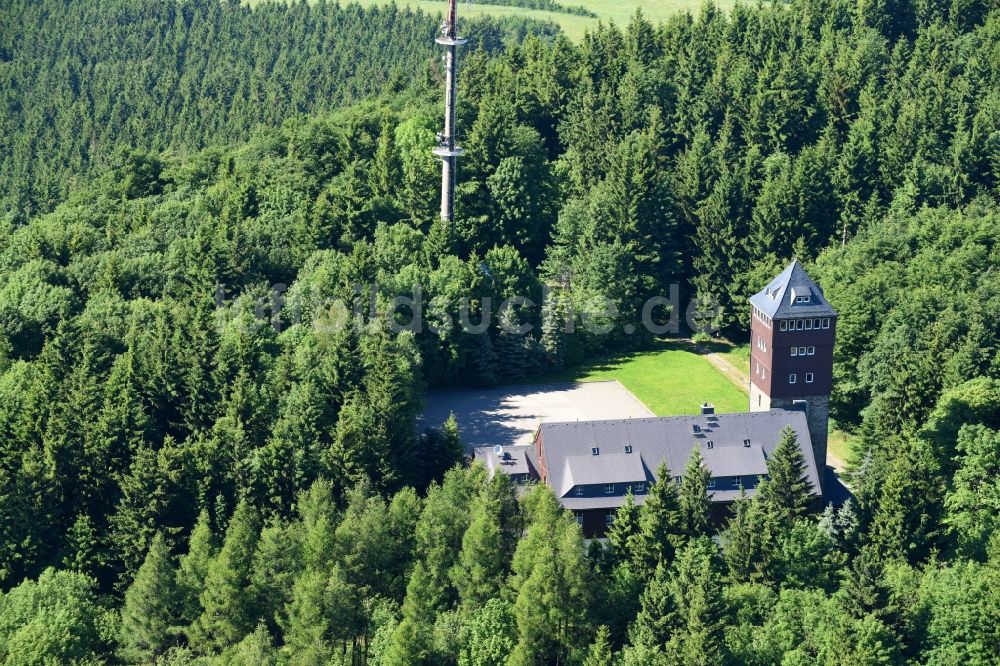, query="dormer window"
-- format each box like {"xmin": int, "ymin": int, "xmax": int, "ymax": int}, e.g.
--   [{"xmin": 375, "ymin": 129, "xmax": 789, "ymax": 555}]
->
[
  {"xmin": 795, "ymin": 295, "xmax": 811, "ymax": 304},
  {"xmin": 706, "ymin": 440, "xmax": 714, "ymax": 449},
  {"xmin": 692, "ymin": 424, "xmax": 701, "ymax": 434},
  {"xmin": 592, "ymin": 447, "xmax": 599, "ymax": 456}
]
